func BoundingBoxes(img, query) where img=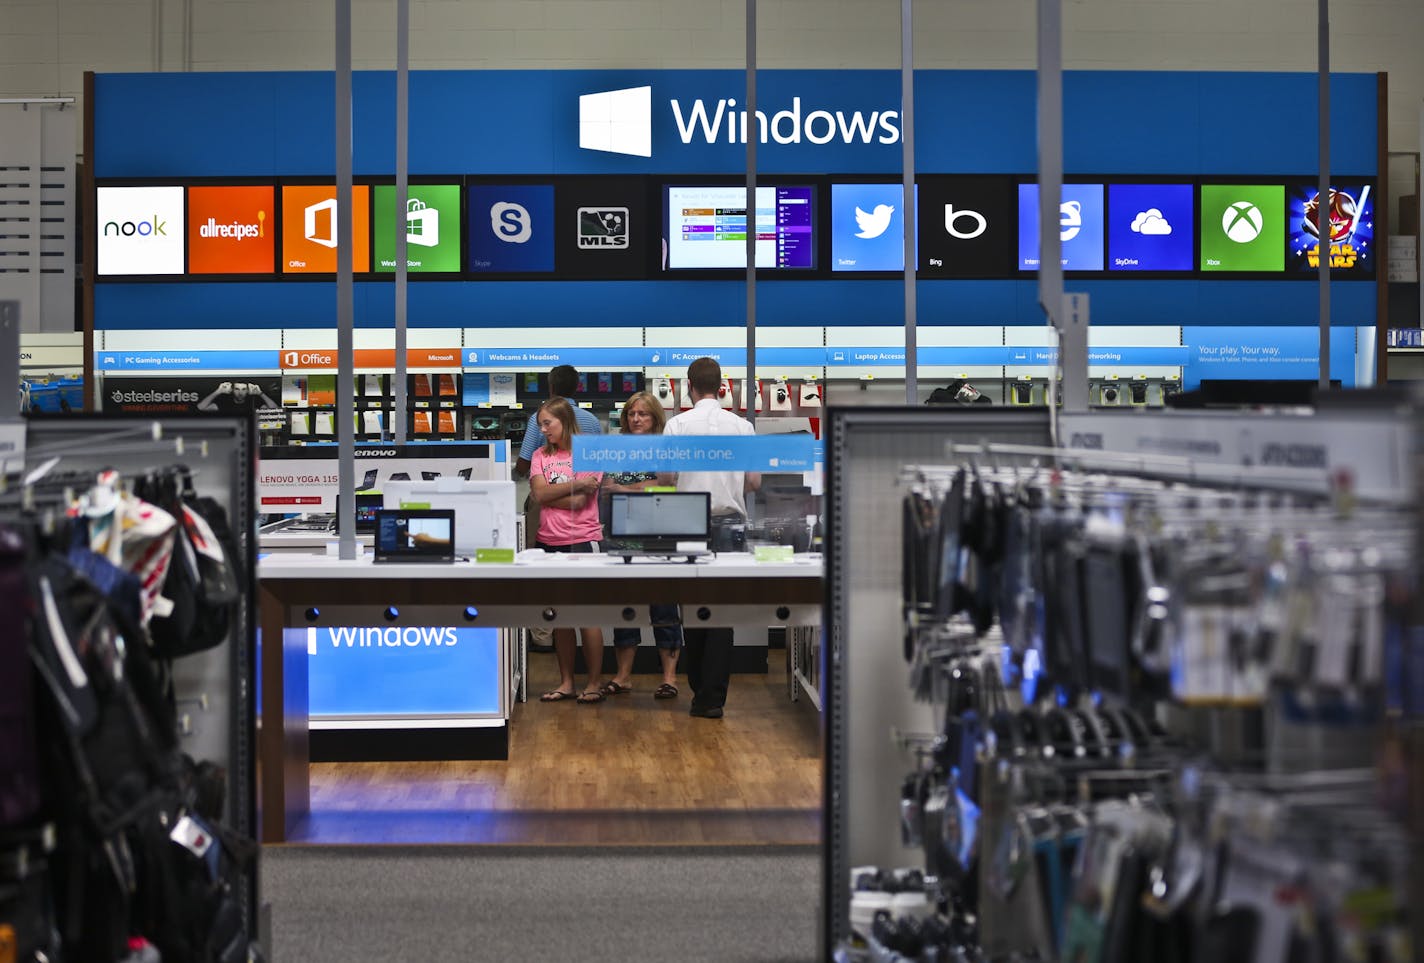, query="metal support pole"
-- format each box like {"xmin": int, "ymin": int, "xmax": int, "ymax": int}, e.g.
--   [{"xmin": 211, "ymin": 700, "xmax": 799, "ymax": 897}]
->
[
  {"xmin": 393, "ymin": 0, "xmax": 409, "ymax": 443},
  {"xmin": 901, "ymin": 0, "xmax": 917, "ymax": 404},
  {"xmin": 1317, "ymin": 0, "xmax": 1331, "ymax": 391},
  {"xmin": 0, "ymin": 301, "xmax": 18, "ymax": 420},
  {"xmin": 335, "ymin": 0, "xmax": 356, "ymax": 559},
  {"xmin": 1038, "ymin": 0, "xmax": 1085, "ymax": 425},
  {"xmin": 744, "ymin": 0, "xmax": 757, "ymax": 426}
]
